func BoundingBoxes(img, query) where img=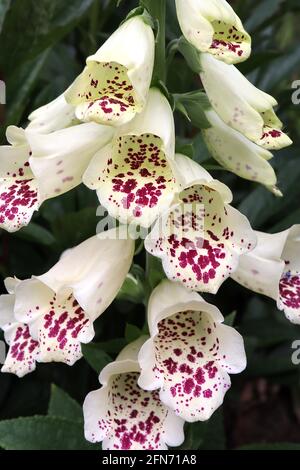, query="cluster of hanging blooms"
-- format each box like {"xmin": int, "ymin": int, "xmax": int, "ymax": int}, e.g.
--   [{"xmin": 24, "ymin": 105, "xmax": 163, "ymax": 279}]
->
[{"xmin": 0, "ymin": 0, "xmax": 297, "ymax": 451}]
